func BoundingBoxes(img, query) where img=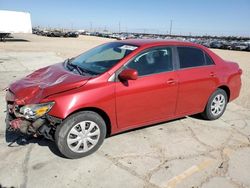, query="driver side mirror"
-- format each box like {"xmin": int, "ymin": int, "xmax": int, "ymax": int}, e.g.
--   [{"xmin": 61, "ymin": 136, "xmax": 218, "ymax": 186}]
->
[{"xmin": 119, "ymin": 69, "xmax": 138, "ymax": 80}]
